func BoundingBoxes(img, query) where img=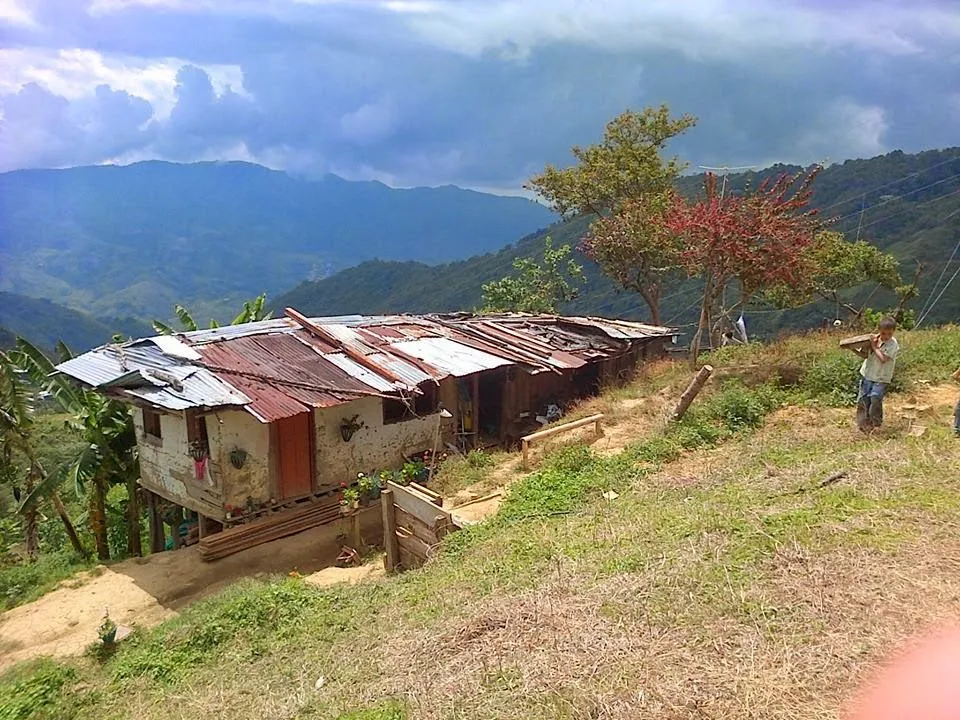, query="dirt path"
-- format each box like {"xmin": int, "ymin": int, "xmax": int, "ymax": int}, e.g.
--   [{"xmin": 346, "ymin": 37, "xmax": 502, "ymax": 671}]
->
[{"xmin": 0, "ymin": 506, "xmax": 384, "ymax": 671}]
